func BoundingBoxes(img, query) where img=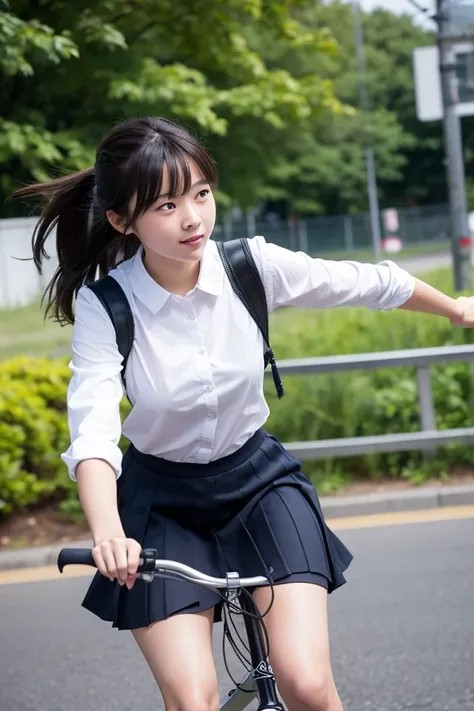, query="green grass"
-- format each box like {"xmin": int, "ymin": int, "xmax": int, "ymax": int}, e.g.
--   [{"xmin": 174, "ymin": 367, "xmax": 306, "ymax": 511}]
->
[
  {"xmin": 319, "ymin": 240, "xmax": 449, "ymax": 262},
  {"xmin": 0, "ymin": 301, "xmax": 71, "ymax": 360}
]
